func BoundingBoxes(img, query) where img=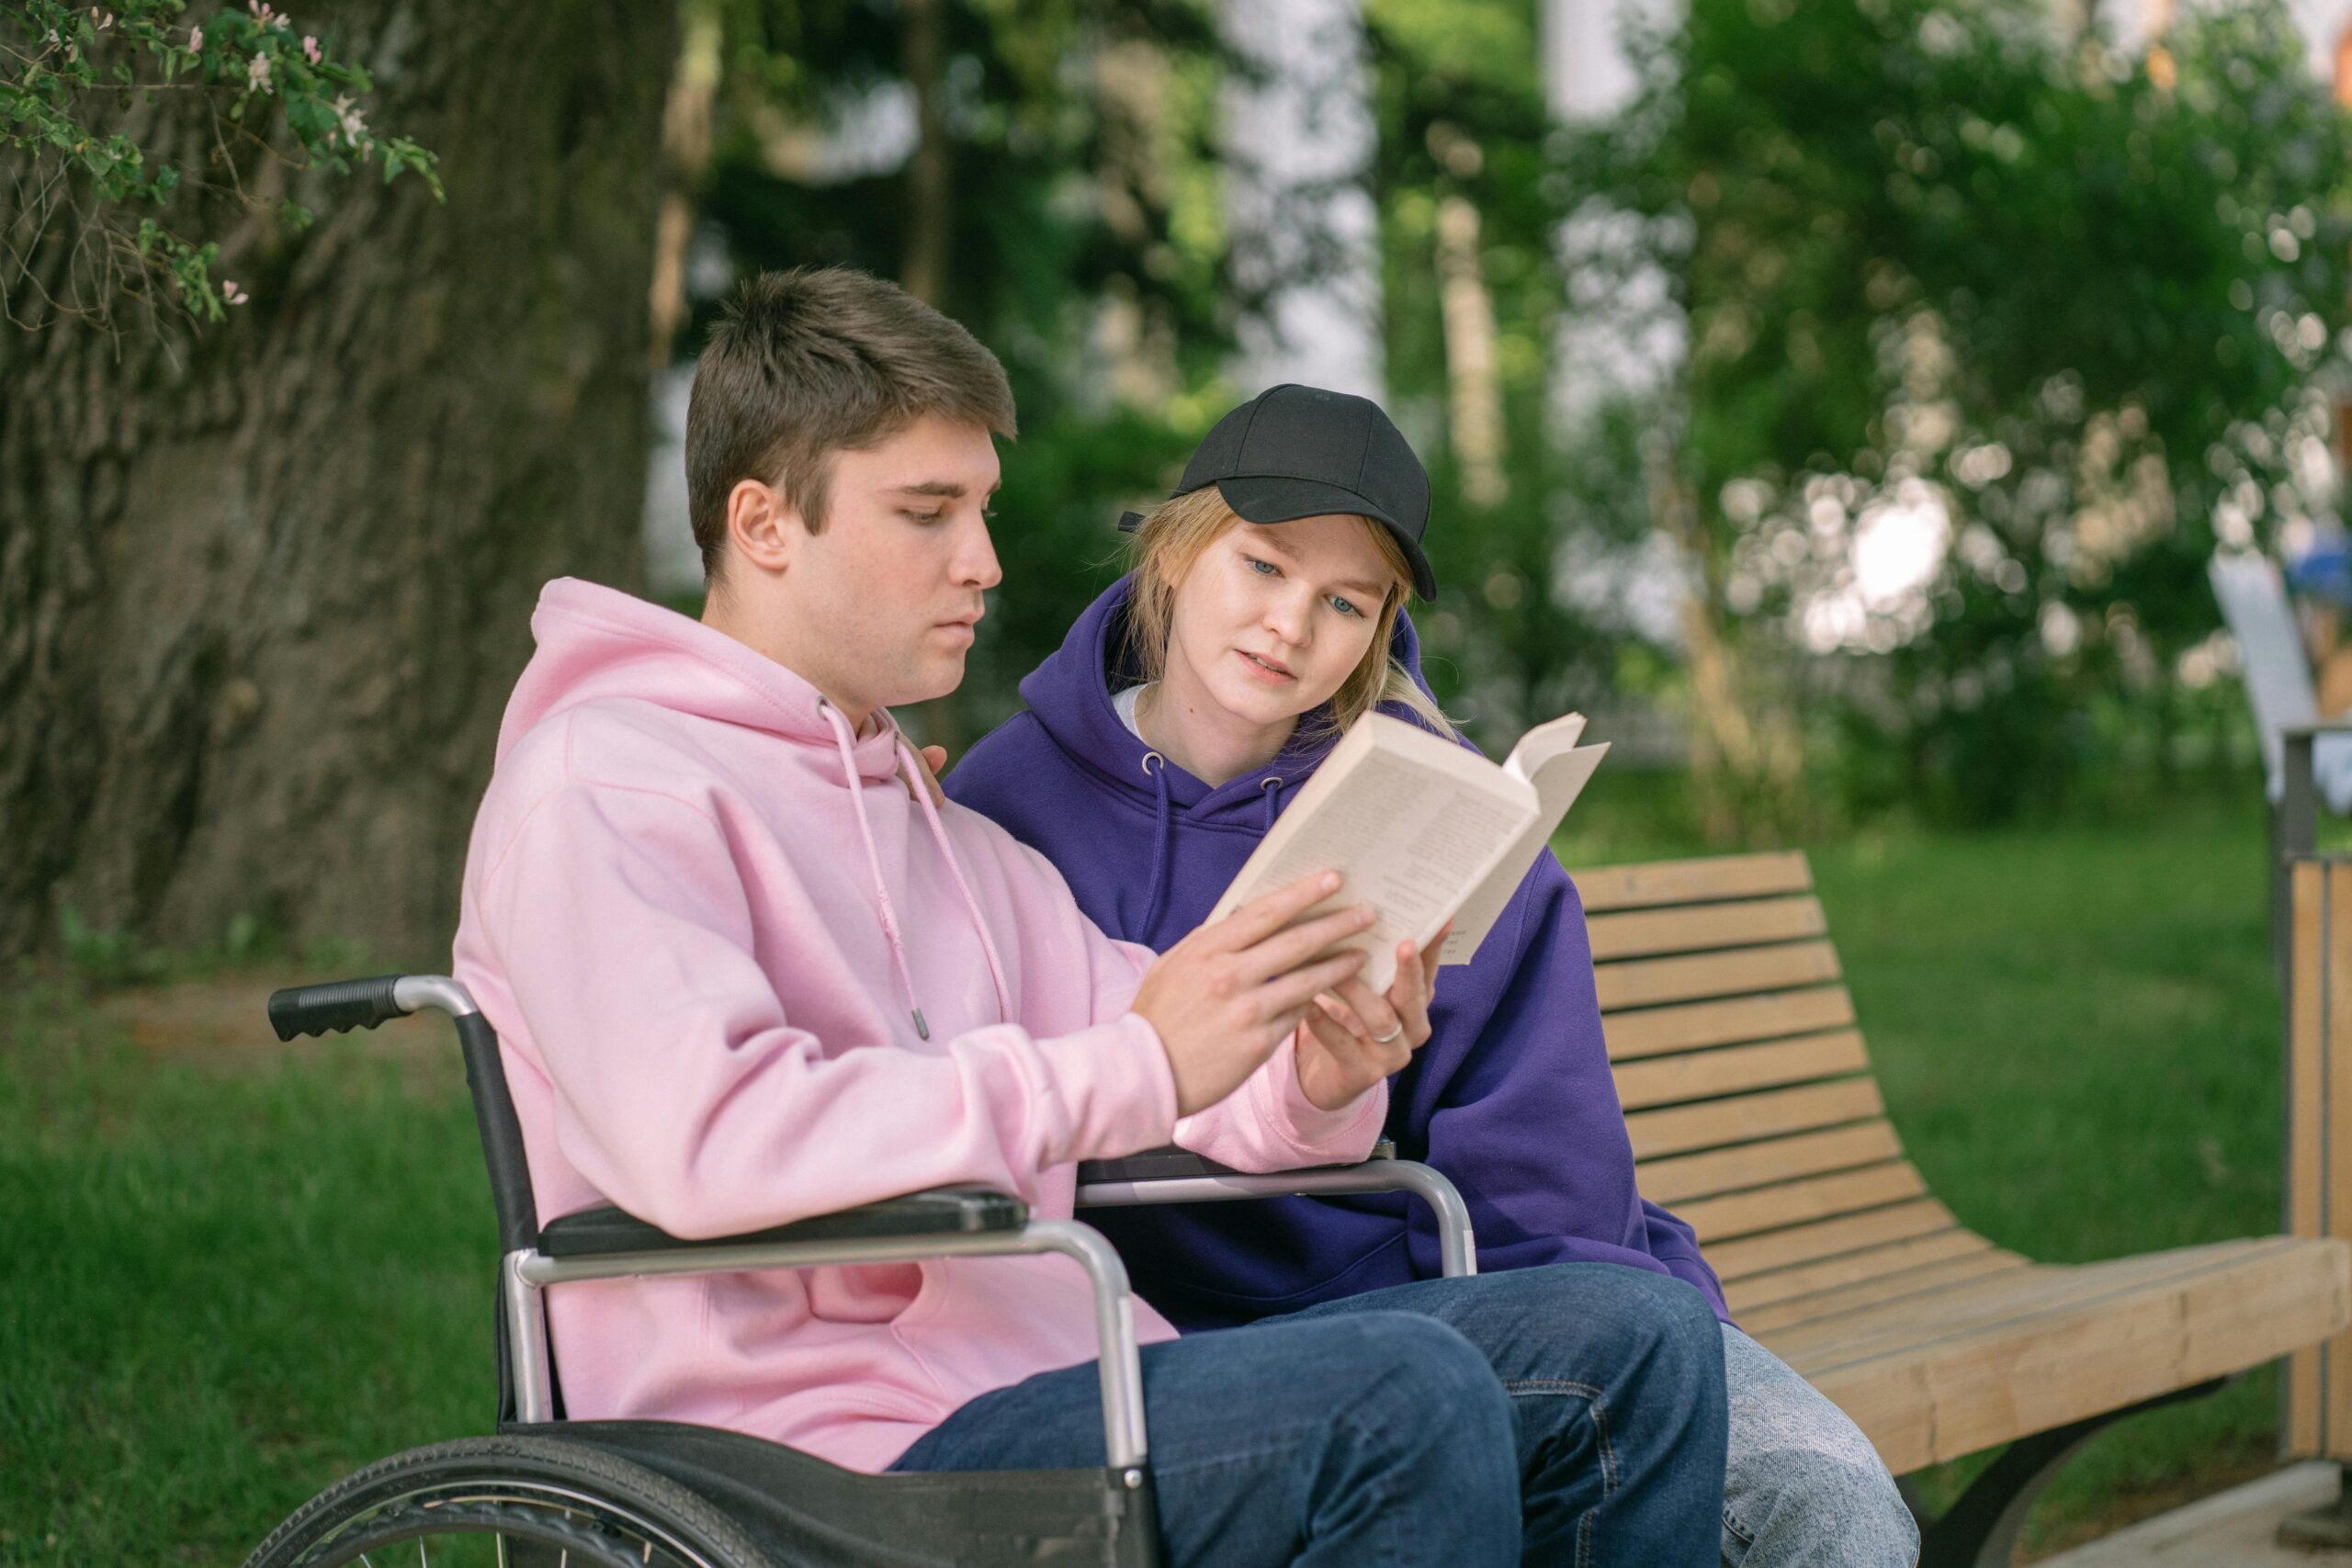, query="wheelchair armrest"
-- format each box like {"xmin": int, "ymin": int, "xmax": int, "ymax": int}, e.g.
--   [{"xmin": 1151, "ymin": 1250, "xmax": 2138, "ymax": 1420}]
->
[
  {"xmin": 1073, "ymin": 1138, "xmax": 1396, "ymax": 1185},
  {"xmin": 537, "ymin": 1187, "xmax": 1028, "ymax": 1260},
  {"xmin": 1072, "ymin": 1140, "xmax": 1476, "ymax": 1279}
]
